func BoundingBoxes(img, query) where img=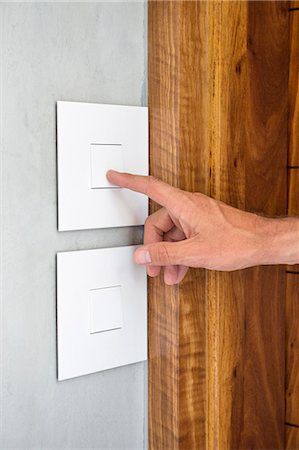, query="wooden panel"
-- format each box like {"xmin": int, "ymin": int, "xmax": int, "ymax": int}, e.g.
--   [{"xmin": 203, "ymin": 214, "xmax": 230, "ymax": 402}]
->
[
  {"xmin": 208, "ymin": 2, "xmax": 287, "ymax": 449},
  {"xmin": 288, "ymin": 11, "xmax": 299, "ymax": 273},
  {"xmin": 289, "ymin": 12, "xmax": 299, "ymax": 166},
  {"xmin": 287, "ymin": 6, "xmax": 299, "ymax": 432},
  {"xmin": 286, "ymin": 274, "xmax": 299, "ymax": 425},
  {"xmin": 287, "ymin": 169, "xmax": 299, "ymax": 273},
  {"xmin": 289, "ymin": 169, "xmax": 299, "ymax": 215},
  {"xmin": 286, "ymin": 425, "xmax": 299, "ymax": 449},
  {"xmin": 148, "ymin": 1, "xmax": 287, "ymax": 449},
  {"xmin": 148, "ymin": 2, "xmax": 208, "ymax": 449},
  {"xmin": 207, "ymin": 3, "xmax": 248, "ymax": 448}
]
